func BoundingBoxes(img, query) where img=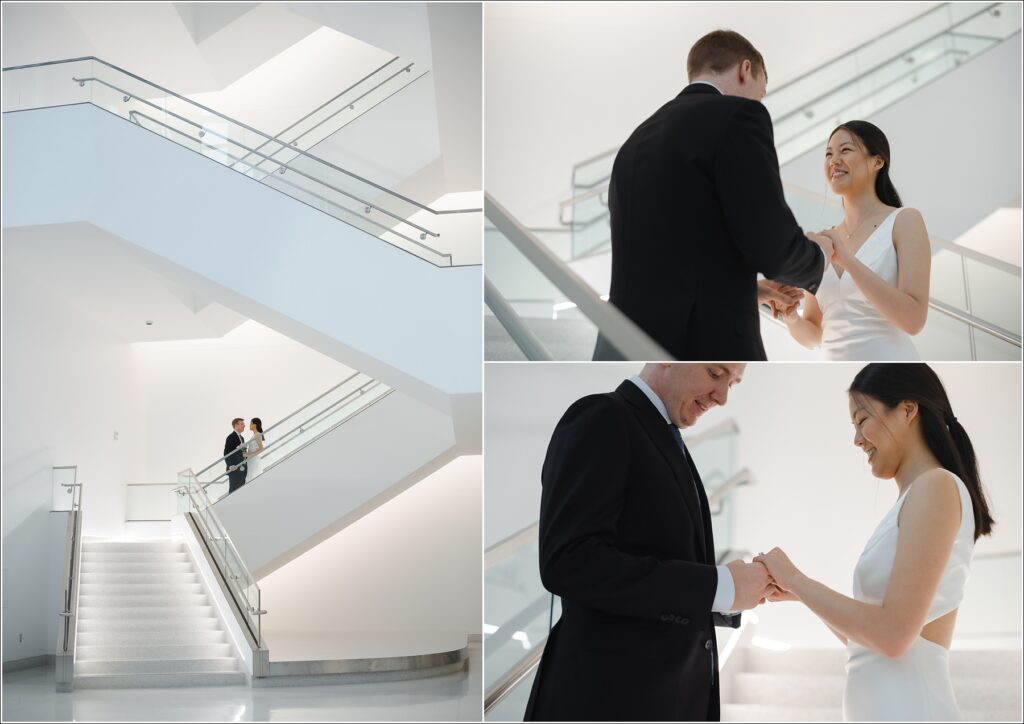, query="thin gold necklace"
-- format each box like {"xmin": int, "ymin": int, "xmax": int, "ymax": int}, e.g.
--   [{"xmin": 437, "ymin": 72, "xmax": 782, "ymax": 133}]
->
[{"xmin": 839, "ymin": 208, "xmax": 890, "ymax": 240}]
